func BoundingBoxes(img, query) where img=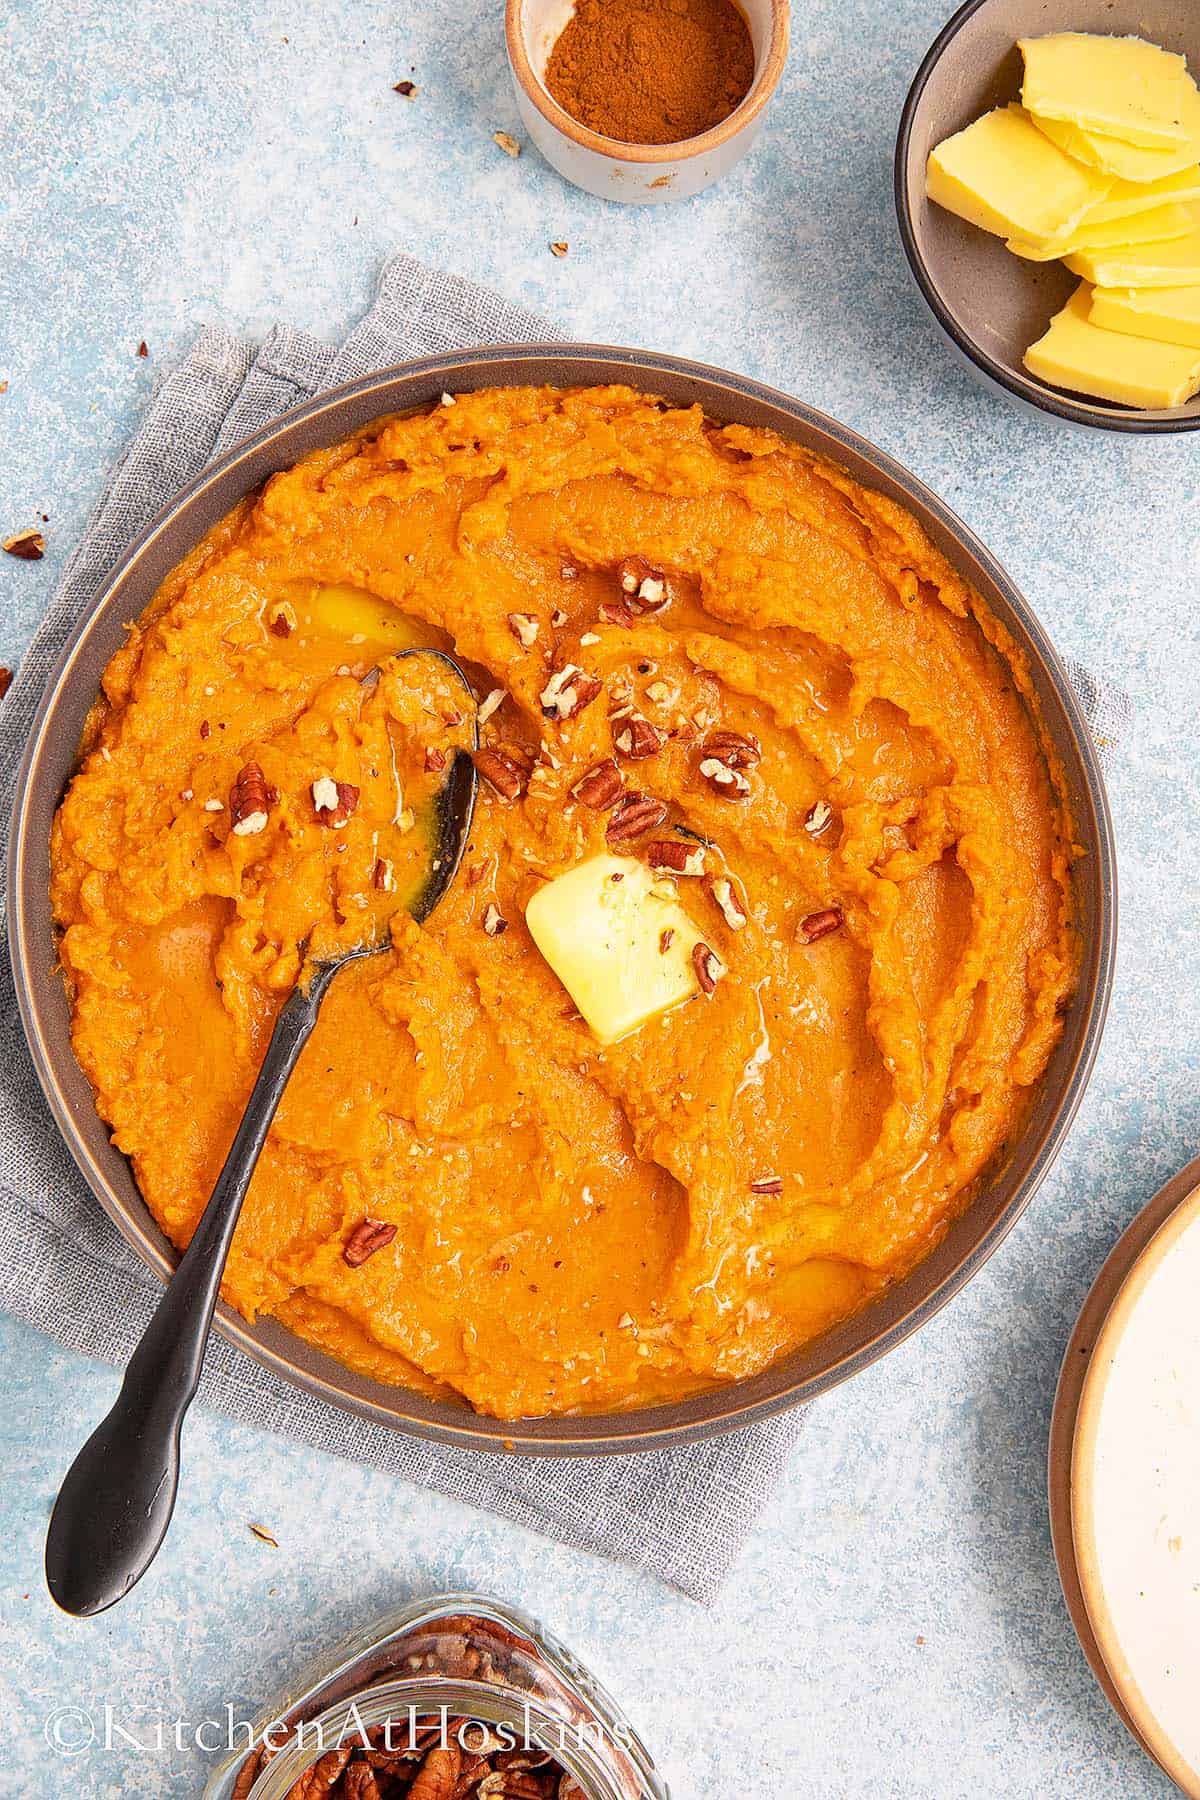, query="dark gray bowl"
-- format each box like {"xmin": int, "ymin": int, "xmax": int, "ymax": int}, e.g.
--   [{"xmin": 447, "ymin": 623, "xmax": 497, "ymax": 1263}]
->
[
  {"xmin": 7, "ymin": 347, "xmax": 1117, "ymax": 1453},
  {"xmin": 896, "ymin": 0, "xmax": 1200, "ymax": 432}
]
